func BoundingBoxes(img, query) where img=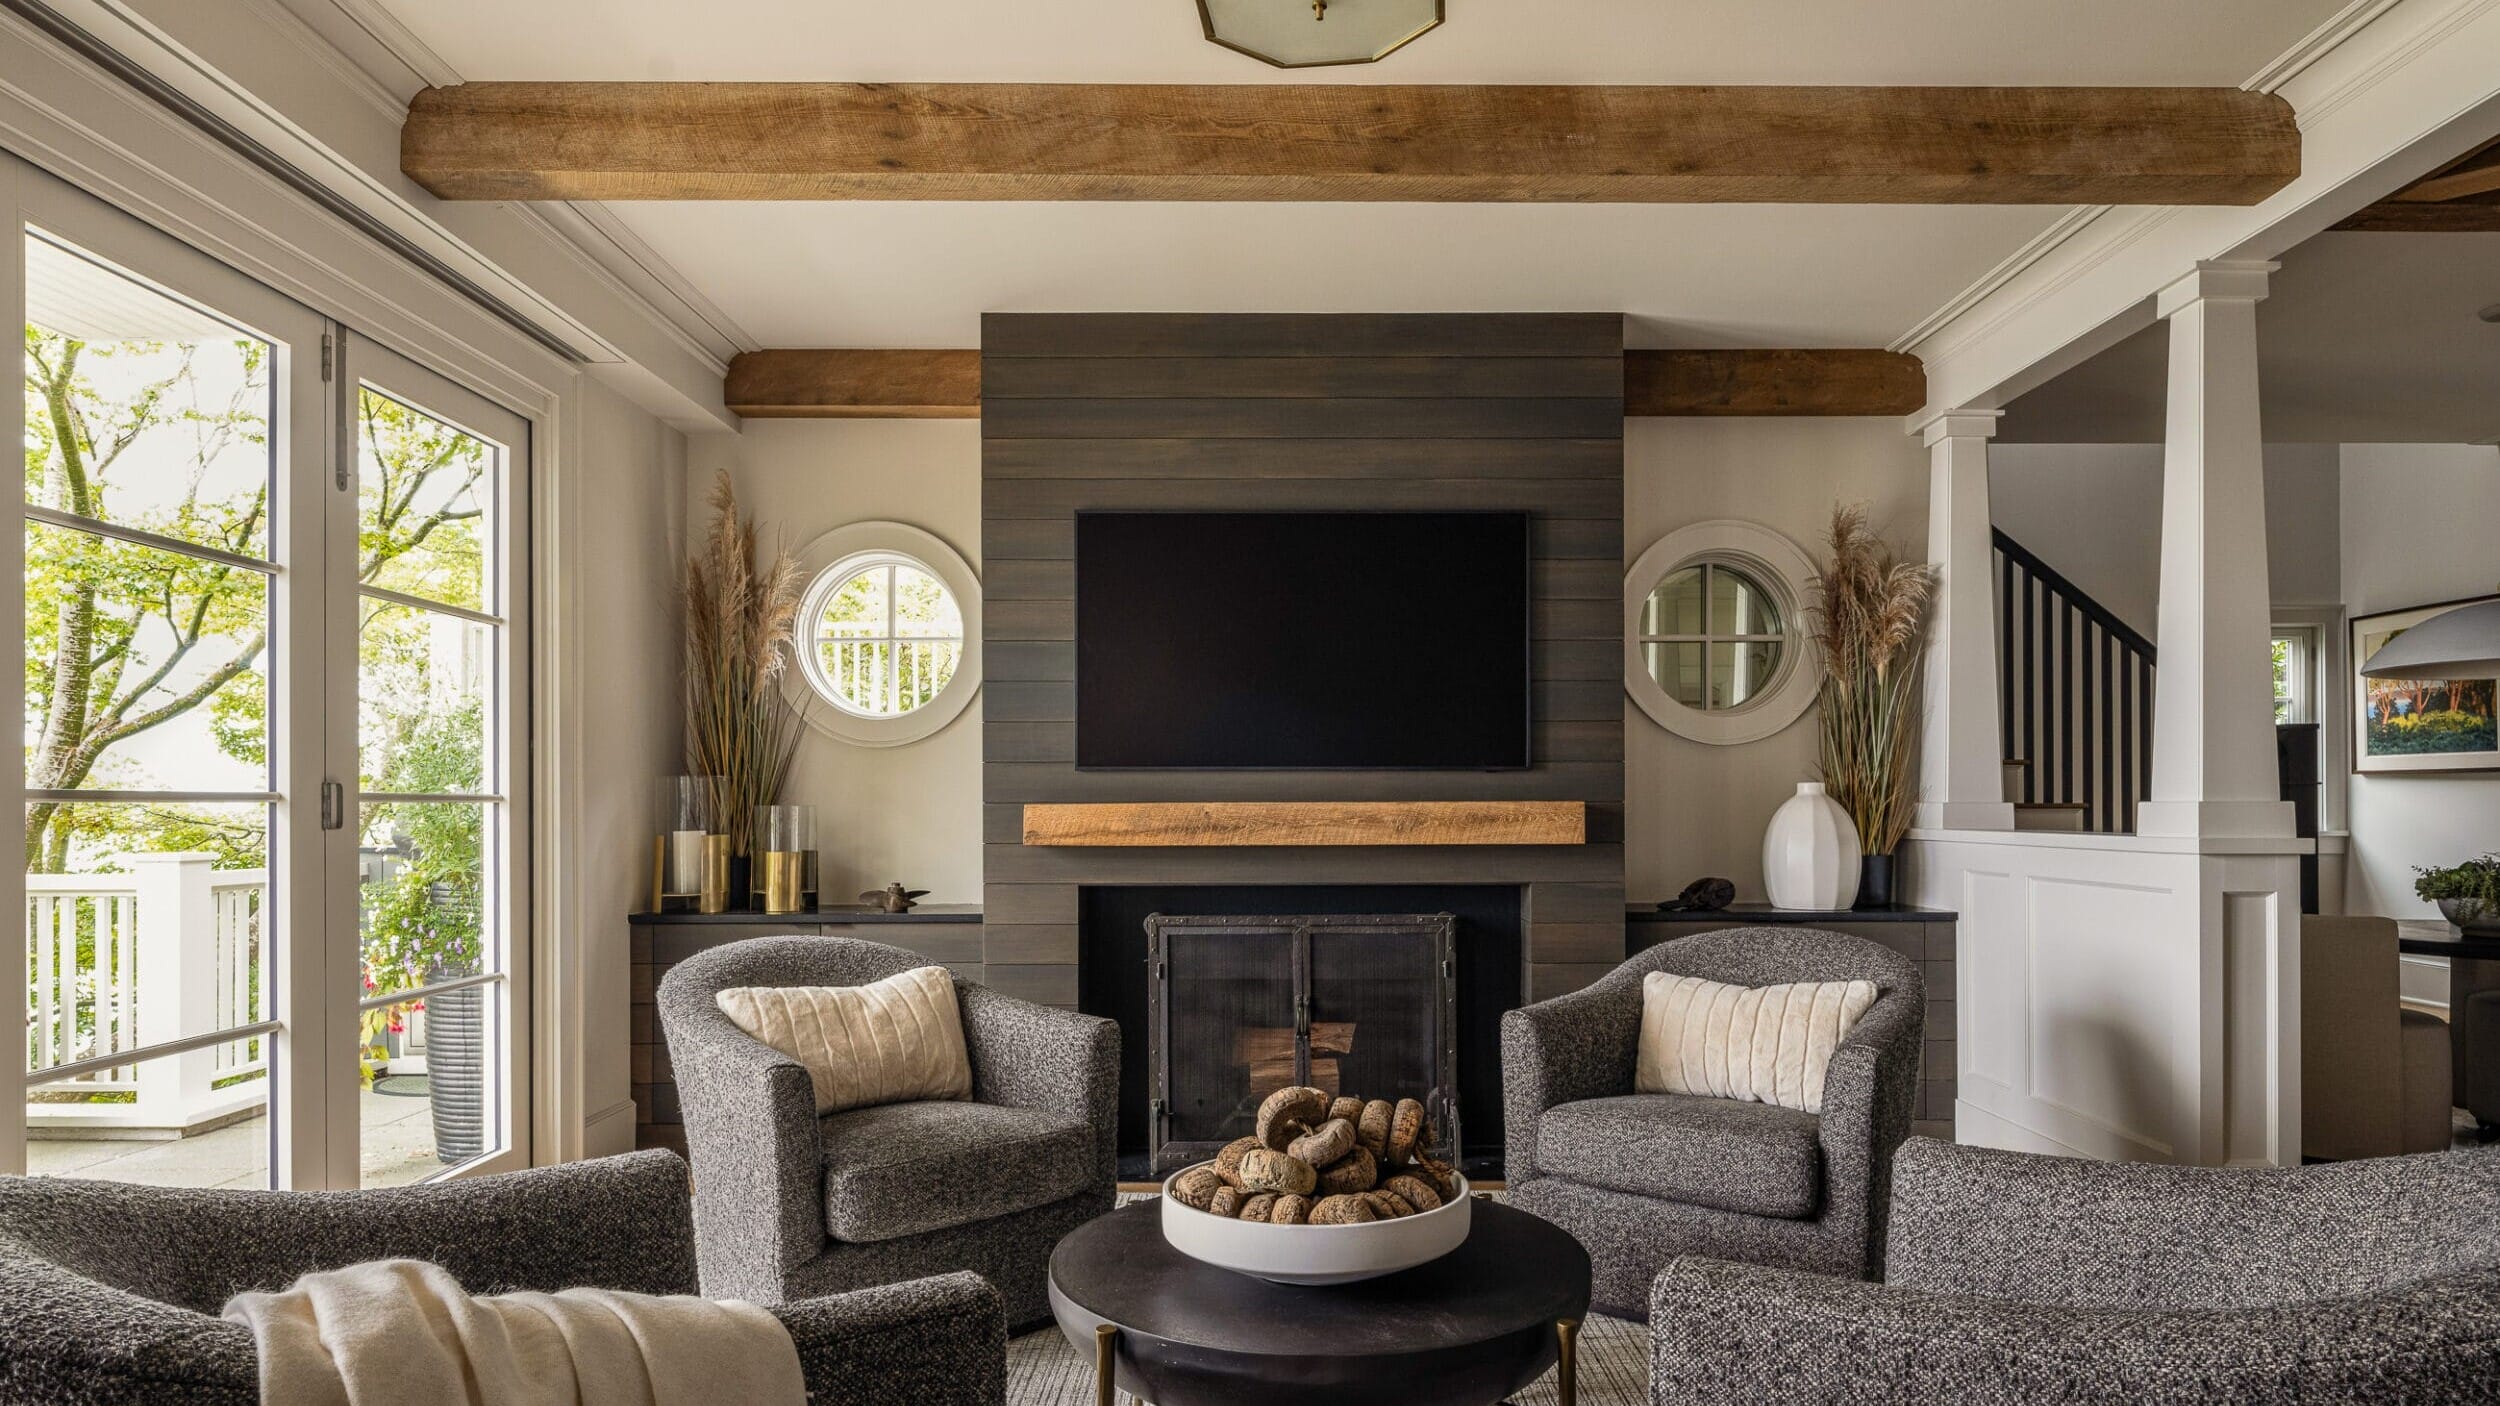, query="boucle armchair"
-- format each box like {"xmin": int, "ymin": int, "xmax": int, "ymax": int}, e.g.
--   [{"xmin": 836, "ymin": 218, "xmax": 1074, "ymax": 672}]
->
[
  {"xmin": 0, "ymin": 1149, "xmax": 1005, "ymax": 1406},
  {"xmin": 1650, "ymin": 1138, "xmax": 2500, "ymax": 1404},
  {"xmin": 1502, "ymin": 927, "xmax": 1924, "ymax": 1317},
  {"xmin": 658, "ymin": 935, "xmax": 1118, "ymax": 1327}
]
